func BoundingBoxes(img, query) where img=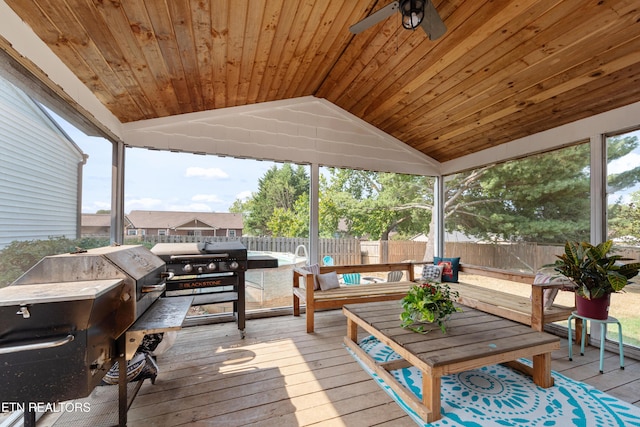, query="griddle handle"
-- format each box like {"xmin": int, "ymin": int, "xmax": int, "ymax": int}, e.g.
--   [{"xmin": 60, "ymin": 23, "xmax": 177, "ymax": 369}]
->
[
  {"xmin": 0, "ymin": 334, "xmax": 74, "ymax": 355},
  {"xmin": 170, "ymin": 253, "xmax": 229, "ymax": 260}
]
